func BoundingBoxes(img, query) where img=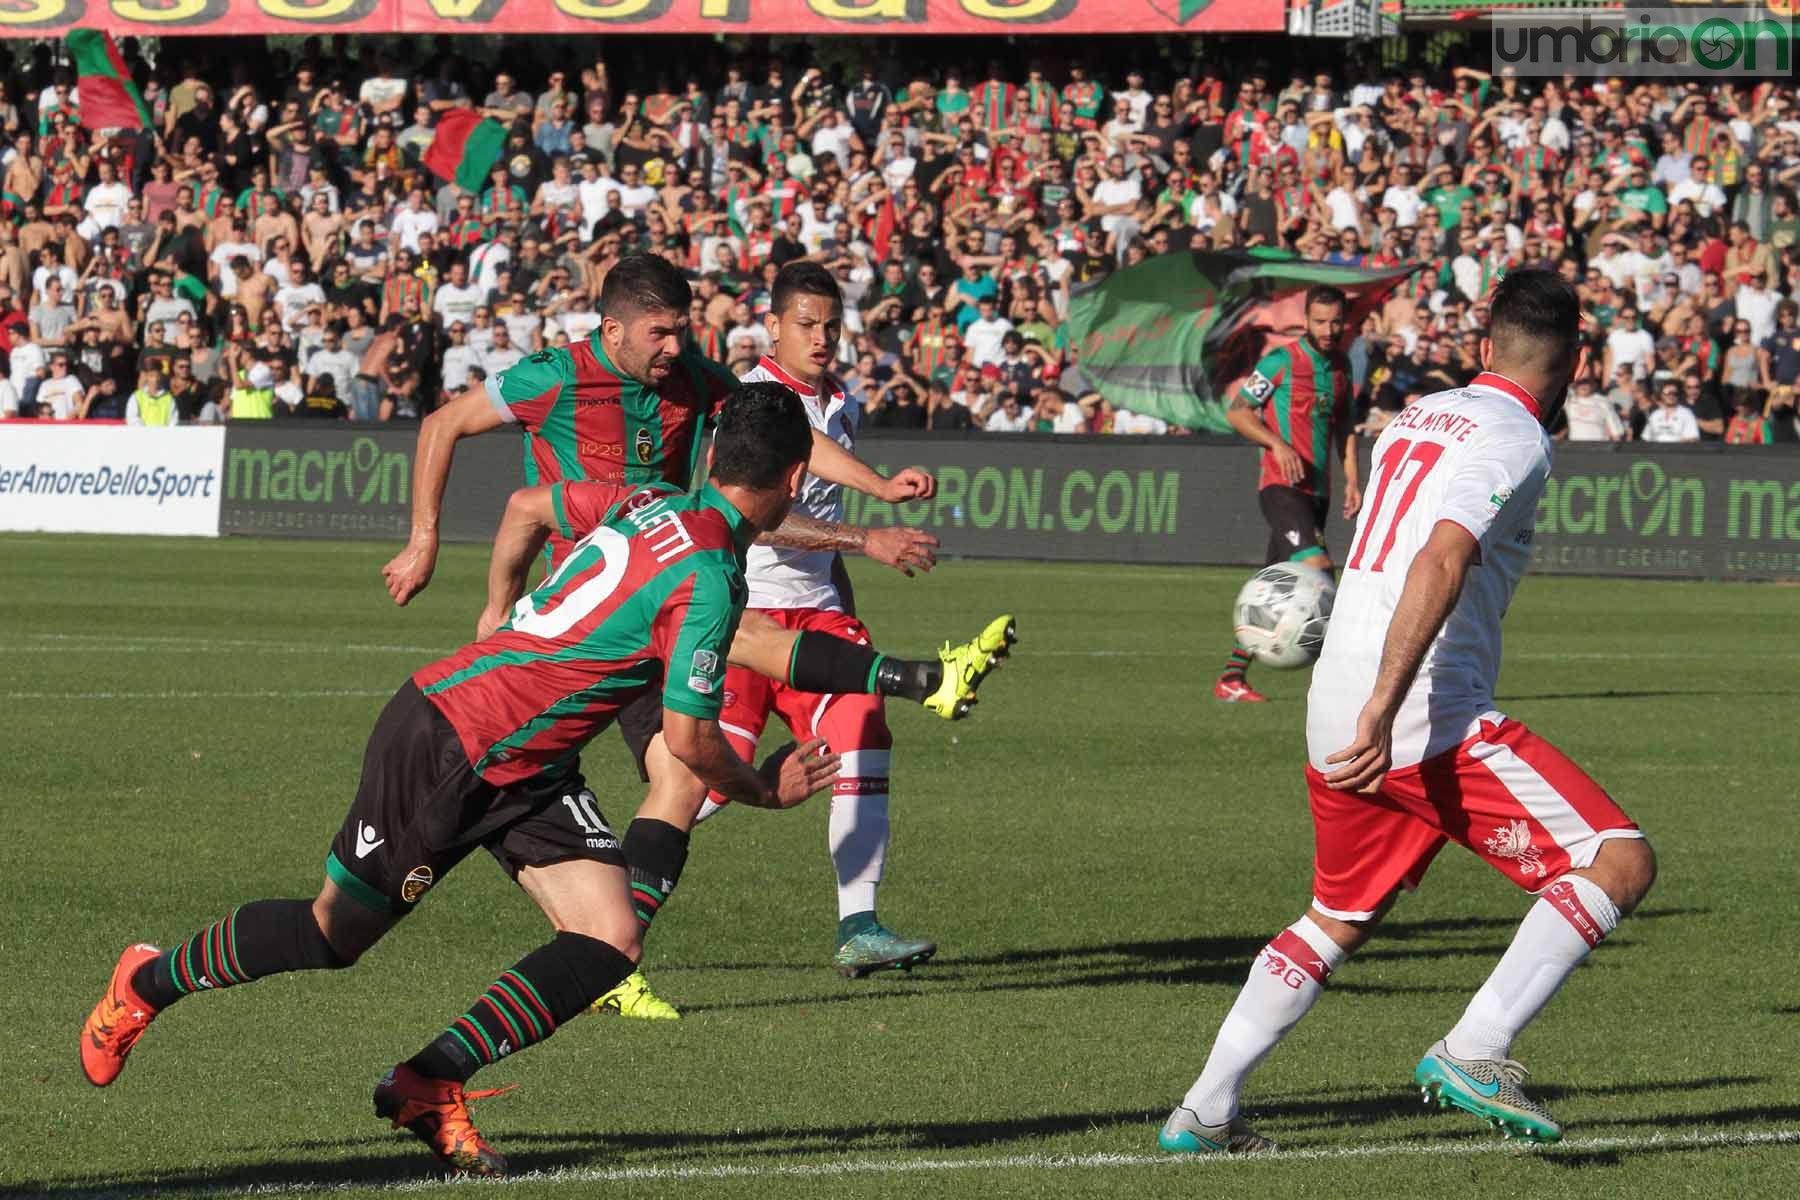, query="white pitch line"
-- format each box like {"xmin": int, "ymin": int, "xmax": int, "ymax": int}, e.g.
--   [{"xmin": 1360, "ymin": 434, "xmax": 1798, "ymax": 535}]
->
[
  {"xmin": 45, "ymin": 1126, "xmax": 1800, "ymax": 1197},
  {"xmin": 2, "ymin": 689, "xmax": 392, "ymax": 701}
]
